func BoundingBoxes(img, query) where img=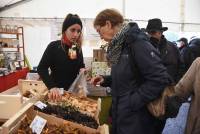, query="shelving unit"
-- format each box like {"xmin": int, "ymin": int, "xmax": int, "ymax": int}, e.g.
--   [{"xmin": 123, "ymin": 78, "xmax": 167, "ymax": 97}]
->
[
  {"xmin": 0, "ymin": 26, "xmax": 28, "ymax": 92},
  {"xmin": 0, "ymin": 26, "xmax": 26, "ymax": 70}
]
